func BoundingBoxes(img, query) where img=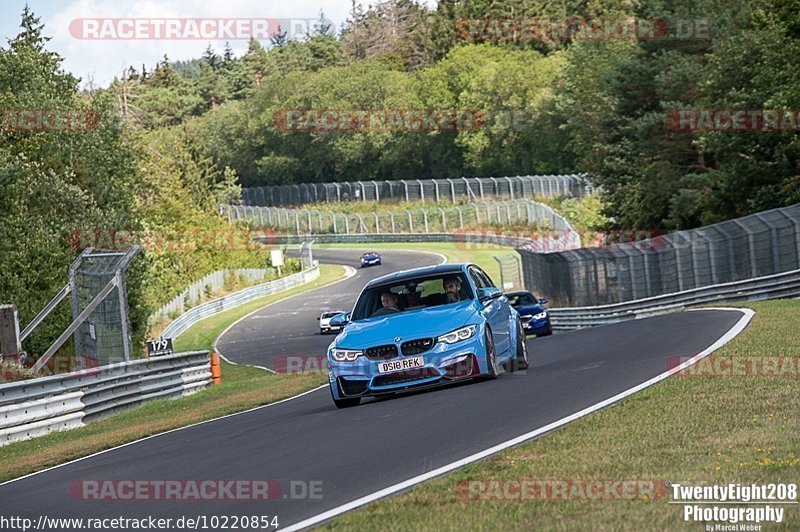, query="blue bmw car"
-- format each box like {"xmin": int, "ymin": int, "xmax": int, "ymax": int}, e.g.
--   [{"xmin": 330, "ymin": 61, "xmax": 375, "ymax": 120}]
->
[
  {"xmin": 505, "ymin": 291, "xmax": 552, "ymax": 337},
  {"xmin": 326, "ymin": 263, "xmax": 529, "ymax": 408},
  {"xmin": 360, "ymin": 252, "xmax": 382, "ymax": 267}
]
